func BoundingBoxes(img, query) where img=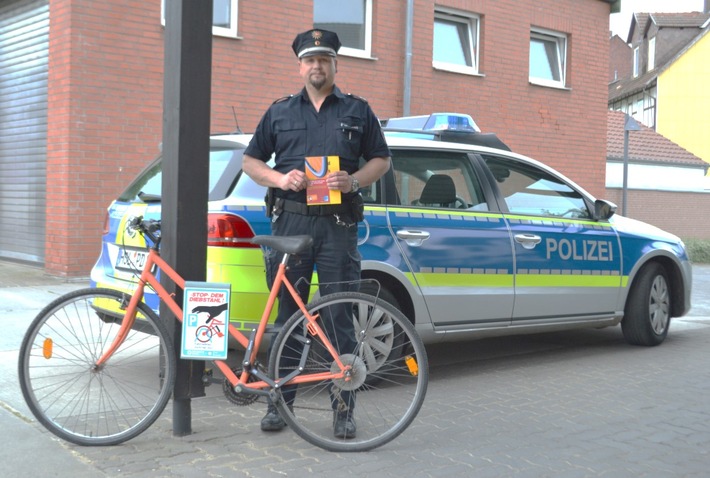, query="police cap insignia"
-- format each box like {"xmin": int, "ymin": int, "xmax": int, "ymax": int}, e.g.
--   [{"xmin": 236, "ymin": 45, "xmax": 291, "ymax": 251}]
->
[{"xmin": 292, "ymin": 29, "xmax": 341, "ymax": 58}]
